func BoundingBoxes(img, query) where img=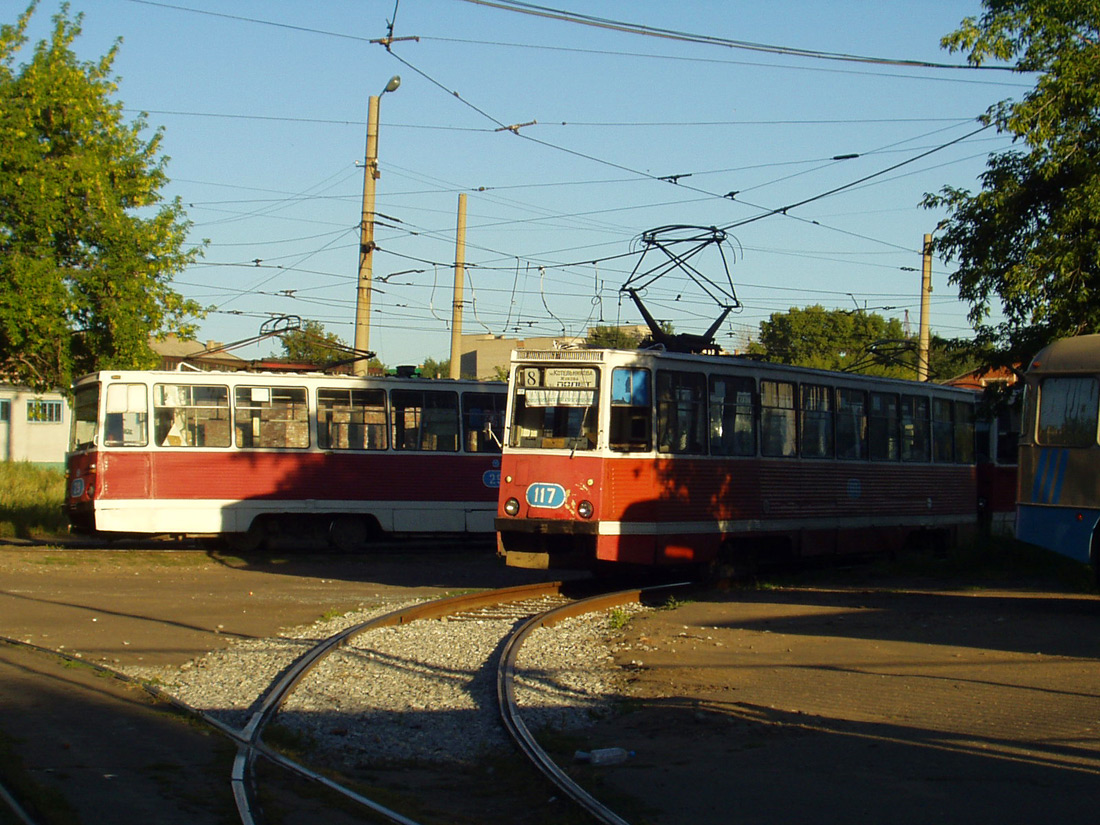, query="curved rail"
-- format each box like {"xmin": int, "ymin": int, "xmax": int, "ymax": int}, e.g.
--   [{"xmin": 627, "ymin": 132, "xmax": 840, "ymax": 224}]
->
[
  {"xmin": 233, "ymin": 580, "xmax": 576, "ymax": 825},
  {"xmin": 497, "ymin": 582, "xmax": 691, "ymax": 825}
]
